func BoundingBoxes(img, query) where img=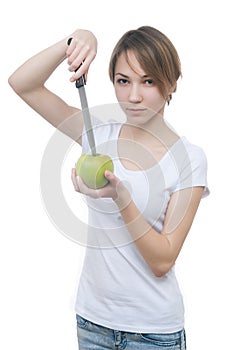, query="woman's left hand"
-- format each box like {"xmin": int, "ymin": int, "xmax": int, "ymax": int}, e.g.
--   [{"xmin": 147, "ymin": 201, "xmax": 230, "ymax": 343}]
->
[{"xmin": 71, "ymin": 169, "xmax": 131, "ymax": 207}]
